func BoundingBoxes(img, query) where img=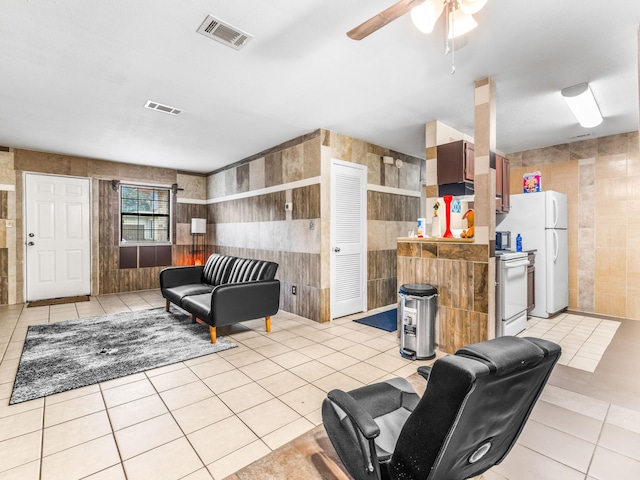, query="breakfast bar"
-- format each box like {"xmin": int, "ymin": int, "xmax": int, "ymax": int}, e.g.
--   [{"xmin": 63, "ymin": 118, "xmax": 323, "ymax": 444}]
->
[{"xmin": 397, "ymin": 237, "xmax": 493, "ymax": 354}]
